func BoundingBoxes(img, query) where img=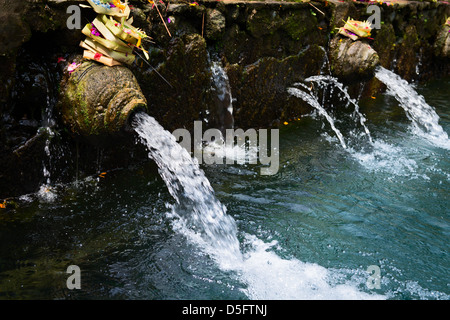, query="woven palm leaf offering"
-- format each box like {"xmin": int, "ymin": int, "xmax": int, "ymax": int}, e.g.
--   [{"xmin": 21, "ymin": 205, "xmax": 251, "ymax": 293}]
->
[
  {"xmin": 338, "ymin": 18, "xmax": 372, "ymax": 41},
  {"xmin": 86, "ymin": 0, "xmax": 130, "ymax": 17},
  {"xmin": 80, "ymin": 0, "xmax": 151, "ymax": 66}
]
